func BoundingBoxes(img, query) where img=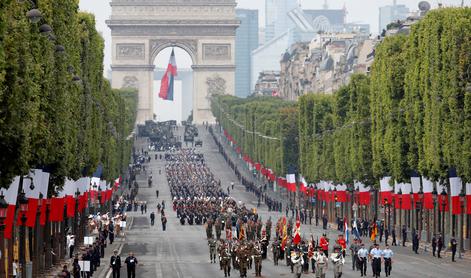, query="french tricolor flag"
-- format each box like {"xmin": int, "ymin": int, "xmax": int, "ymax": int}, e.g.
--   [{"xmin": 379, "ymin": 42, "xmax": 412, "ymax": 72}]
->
[
  {"xmin": 18, "ymin": 170, "xmax": 49, "ymax": 227},
  {"xmin": 1, "ymin": 177, "xmax": 20, "ymax": 239},
  {"xmin": 159, "ymin": 49, "xmax": 177, "ymax": 101},
  {"xmin": 356, "ymin": 181, "xmax": 371, "ymax": 205},
  {"xmin": 286, "ymin": 173, "xmax": 296, "ymax": 193},
  {"xmin": 466, "ymin": 183, "xmax": 471, "ymax": 214},
  {"xmin": 380, "ymin": 176, "xmax": 393, "ymax": 205},
  {"xmin": 449, "ymin": 172, "xmax": 463, "ymax": 215},
  {"xmin": 422, "ymin": 177, "xmax": 434, "ymax": 210}
]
